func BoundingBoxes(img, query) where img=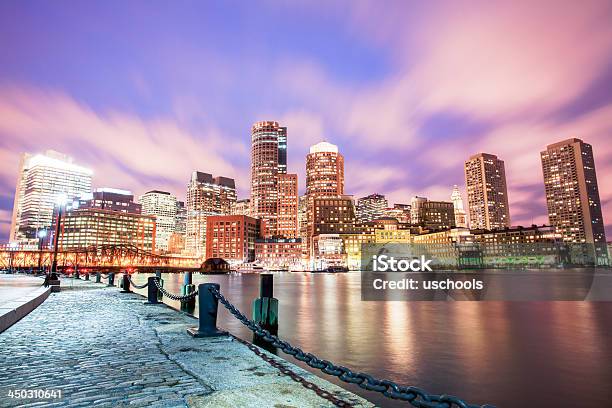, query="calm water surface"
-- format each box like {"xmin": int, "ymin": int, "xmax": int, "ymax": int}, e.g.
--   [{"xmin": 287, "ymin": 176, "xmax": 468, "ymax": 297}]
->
[{"xmin": 130, "ymin": 271, "xmax": 612, "ymax": 407}]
